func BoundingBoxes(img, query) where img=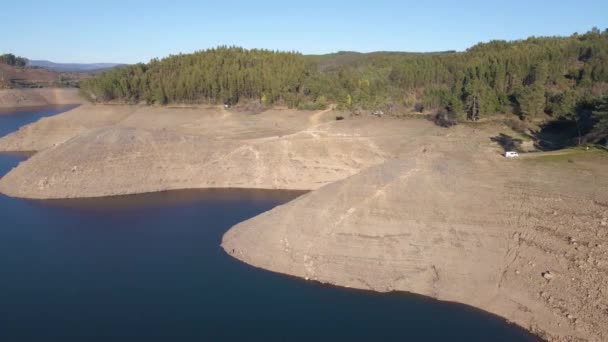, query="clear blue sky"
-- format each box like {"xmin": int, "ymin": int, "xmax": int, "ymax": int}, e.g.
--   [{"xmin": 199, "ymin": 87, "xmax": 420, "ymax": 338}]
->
[{"xmin": 1, "ymin": 0, "xmax": 606, "ymax": 64}]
